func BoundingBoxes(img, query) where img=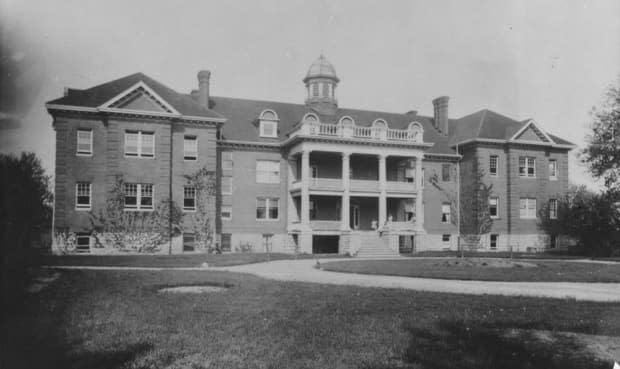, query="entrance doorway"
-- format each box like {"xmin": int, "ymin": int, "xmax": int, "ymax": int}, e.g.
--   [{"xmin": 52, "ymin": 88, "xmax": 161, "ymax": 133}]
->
[
  {"xmin": 350, "ymin": 204, "xmax": 360, "ymax": 229},
  {"xmin": 399, "ymin": 235, "xmax": 415, "ymax": 253}
]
